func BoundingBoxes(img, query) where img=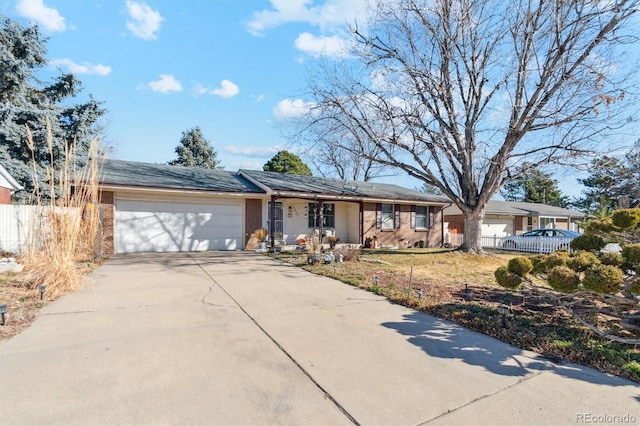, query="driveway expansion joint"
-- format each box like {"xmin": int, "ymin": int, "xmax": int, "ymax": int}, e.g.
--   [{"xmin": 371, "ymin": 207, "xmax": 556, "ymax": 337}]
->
[
  {"xmin": 187, "ymin": 253, "xmax": 361, "ymax": 426},
  {"xmin": 416, "ymin": 368, "xmax": 548, "ymax": 425}
]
